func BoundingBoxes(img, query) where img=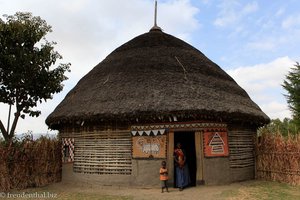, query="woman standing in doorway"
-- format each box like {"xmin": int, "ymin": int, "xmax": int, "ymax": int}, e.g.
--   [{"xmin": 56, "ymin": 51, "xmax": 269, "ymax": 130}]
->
[{"xmin": 174, "ymin": 142, "xmax": 191, "ymax": 191}]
